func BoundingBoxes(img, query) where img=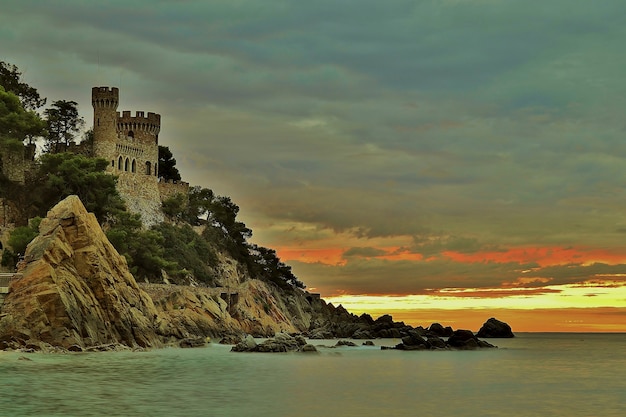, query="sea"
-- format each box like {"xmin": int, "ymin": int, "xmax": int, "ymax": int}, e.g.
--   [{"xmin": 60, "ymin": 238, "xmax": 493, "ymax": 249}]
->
[{"xmin": 0, "ymin": 333, "xmax": 624, "ymax": 417}]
